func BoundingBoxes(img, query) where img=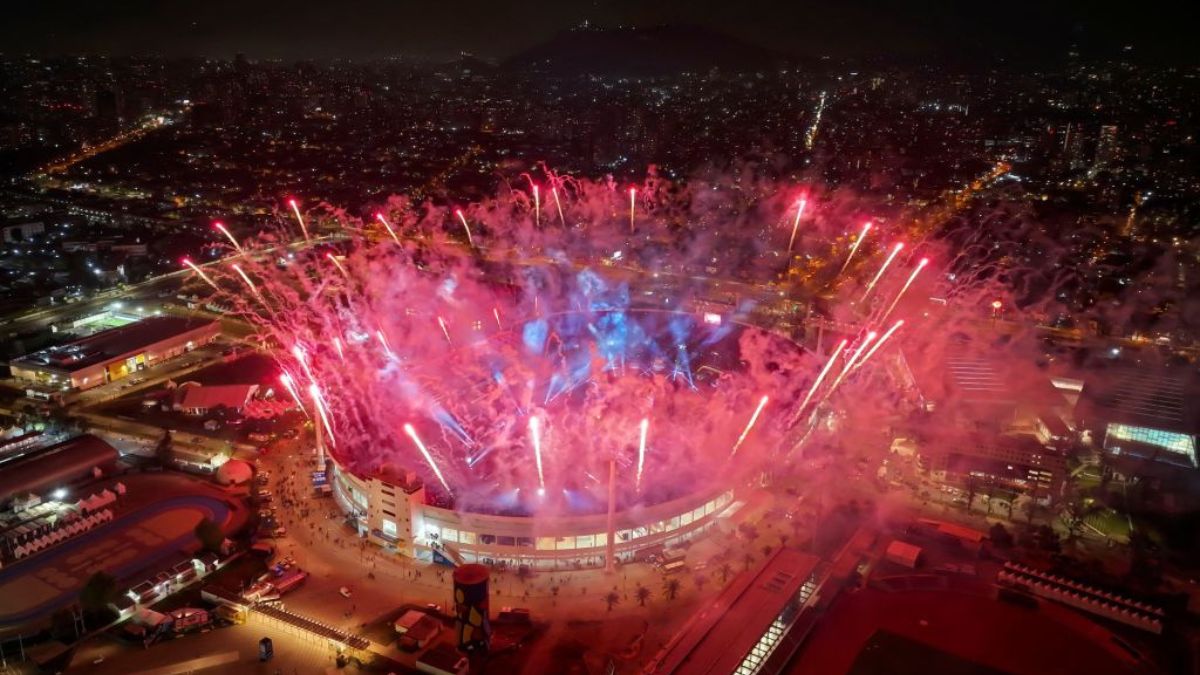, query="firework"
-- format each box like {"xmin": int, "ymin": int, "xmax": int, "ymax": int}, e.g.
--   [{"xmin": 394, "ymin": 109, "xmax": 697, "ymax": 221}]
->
[
  {"xmin": 636, "ymin": 417, "xmax": 649, "ymax": 491},
  {"xmin": 308, "ymin": 383, "xmax": 337, "ymax": 446},
  {"xmin": 181, "ymin": 258, "xmax": 218, "ymax": 290},
  {"xmin": 375, "ymin": 212, "xmax": 400, "ymax": 244},
  {"xmin": 824, "ymin": 331, "xmax": 877, "ymax": 397},
  {"xmin": 629, "ymin": 187, "xmax": 637, "ymax": 233},
  {"xmin": 326, "ymin": 253, "xmax": 349, "ymax": 278},
  {"xmin": 287, "ymin": 198, "xmax": 310, "ymax": 243},
  {"xmin": 213, "ymin": 221, "xmax": 244, "ymax": 254},
  {"xmin": 437, "ymin": 316, "xmax": 452, "ymax": 345},
  {"xmin": 881, "ymin": 258, "xmax": 929, "ymax": 322},
  {"xmin": 333, "ymin": 337, "xmax": 345, "ymax": 361},
  {"xmin": 787, "ymin": 197, "xmax": 808, "ymax": 253},
  {"xmin": 551, "ymin": 186, "xmax": 566, "ymax": 226},
  {"xmin": 404, "ymin": 423, "xmax": 453, "ymax": 494},
  {"xmin": 375, "ymin": 330, "xmax": 395, "ymax": 359},
  {"xmin": 856, "ymin": 320, "xmax": 904, "ymax": 370},
  {"xmin": 730, "ymin": 395, "xmax": 770, "ymax": 458},
  {"xmin": 493, "ymin": 307, "xmax": 503, "ymax": 330},
  {"xmin": 529, "ymin": 415, "xmax": 546, "ymax": 494},
  {"xmin": 455, "ymin": 209, "xmax": 475, "ymax": 247},
  {"xmin": 278, "ymin": 372, "xmax": 308, "ymax": 416},
  {"xmin": 231, "ymin": 263, "xmax": 263, "ymax": 301},
  {"xmin": 839, "ymin": 221, "xmax": 873, "ymax": 275},
  {"xmin": 861, "ymin": 241, "xmax": 905, "ymax": 301},
  {"xmin": 790, "ymin": 338, "xmax": 848, "ymax": 425},
  {"xmin": 532, "ymin": 185, "xmax": 541, "ymax": 226},
  {"xmin": 291, "ymin": 344, "xmax": 316, "ymax": 384}
]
